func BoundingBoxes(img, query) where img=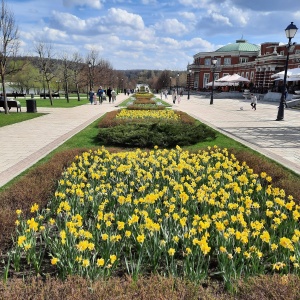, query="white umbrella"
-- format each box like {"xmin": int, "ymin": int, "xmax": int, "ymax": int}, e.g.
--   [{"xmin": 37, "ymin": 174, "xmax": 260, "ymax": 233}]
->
[
  {"xmin": 274, "ymin": 77, "xmax": 300, "ymax": 82},
  {"xmin": 216, "ymin": 74, "xmax": 233, "ymax": 82},
  {"xmin": 271, "ymin": 67, "xmax": 300, "ymax": 79},
  {"xmin": 224, "ymin": 73, "xmax": 250, "ymax": 83},
  {"xmin": 206, "ymin": 81, "xmax": 227, "ymax": 86}
]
